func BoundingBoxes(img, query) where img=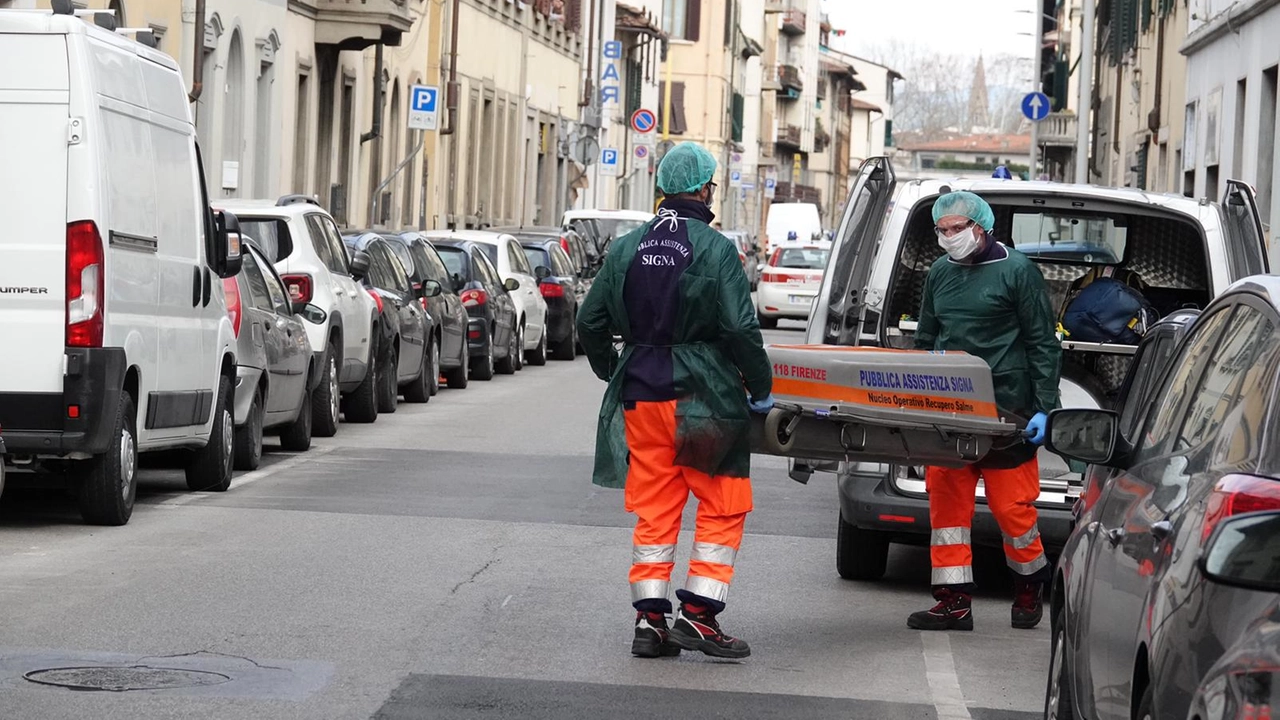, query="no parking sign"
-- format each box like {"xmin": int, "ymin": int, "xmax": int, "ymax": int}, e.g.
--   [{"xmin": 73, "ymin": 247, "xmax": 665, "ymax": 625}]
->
[{"xmin": 634, "ymin": 145, "xmax": 649, "ymax": 160}]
